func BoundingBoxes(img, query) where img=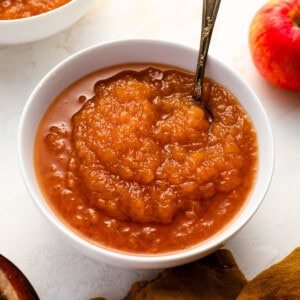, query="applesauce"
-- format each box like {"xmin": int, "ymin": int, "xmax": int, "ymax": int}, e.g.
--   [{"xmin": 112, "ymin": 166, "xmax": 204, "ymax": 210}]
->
[
  {"xmin": 34, "ymin": 64, "xmax": 258, "ymax": 254},
  {"xmin": 0, "ymin": 0, "xmax": 71, "ymax": 20}
]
